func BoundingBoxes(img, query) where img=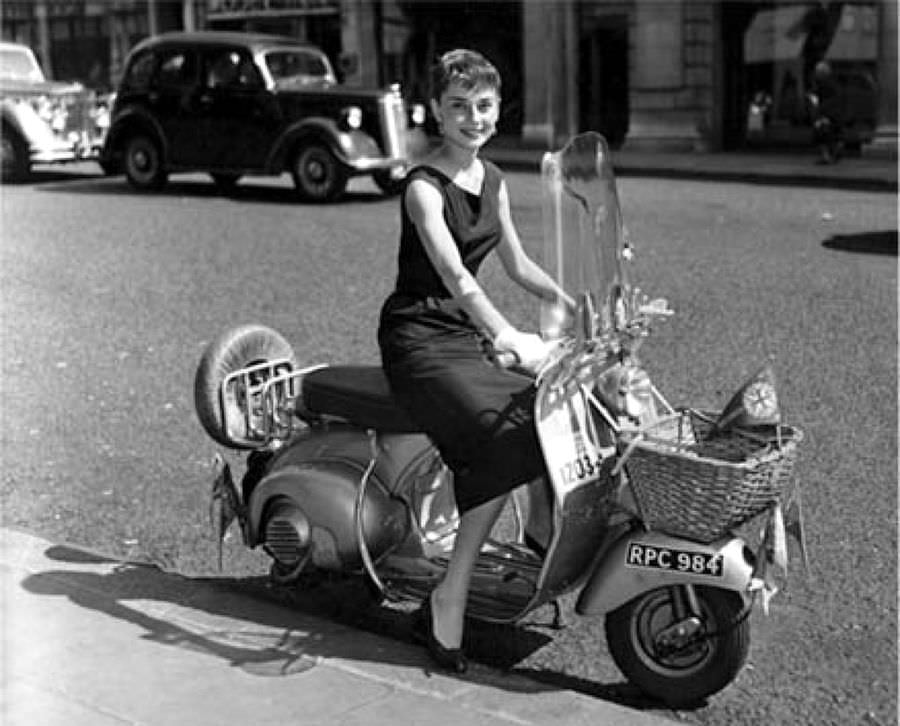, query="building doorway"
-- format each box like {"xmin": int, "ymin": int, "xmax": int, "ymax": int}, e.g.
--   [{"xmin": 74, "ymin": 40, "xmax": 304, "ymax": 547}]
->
[{"xmin": 578, "ymin": 15, "xmax": 628, "ymax": 148}]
